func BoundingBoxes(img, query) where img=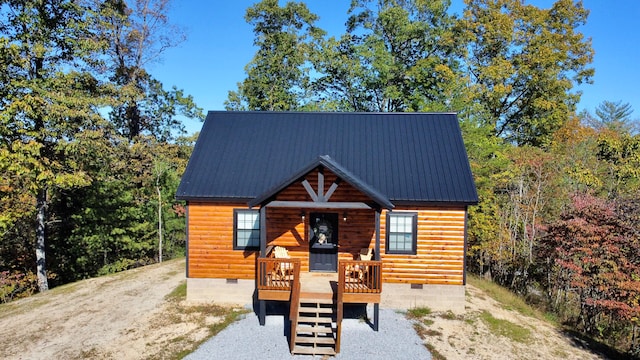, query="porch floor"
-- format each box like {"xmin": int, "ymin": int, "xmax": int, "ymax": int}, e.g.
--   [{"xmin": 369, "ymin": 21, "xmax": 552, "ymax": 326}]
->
[{"xmin": 299, "ymin": 271, "xmax": 338, "ymax": 296}]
